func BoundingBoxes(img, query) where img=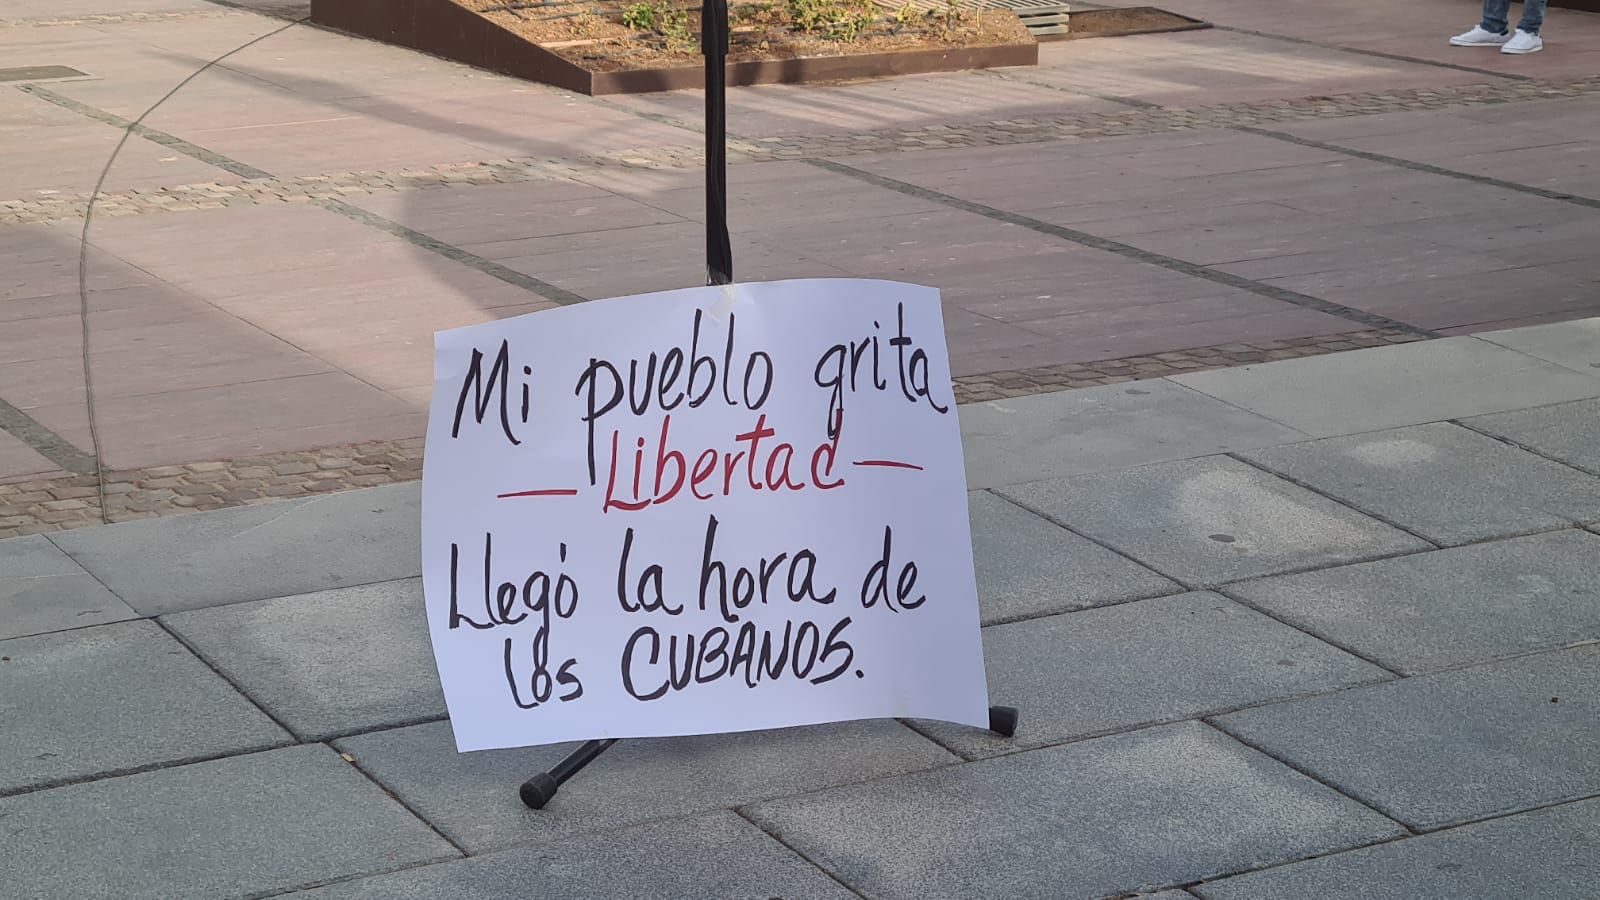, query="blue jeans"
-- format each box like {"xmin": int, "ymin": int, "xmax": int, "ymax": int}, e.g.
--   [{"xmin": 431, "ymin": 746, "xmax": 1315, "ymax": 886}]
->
[{"xmin": 1482, "ymin": 0, "xmax": 1547, "ymax": 34}]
